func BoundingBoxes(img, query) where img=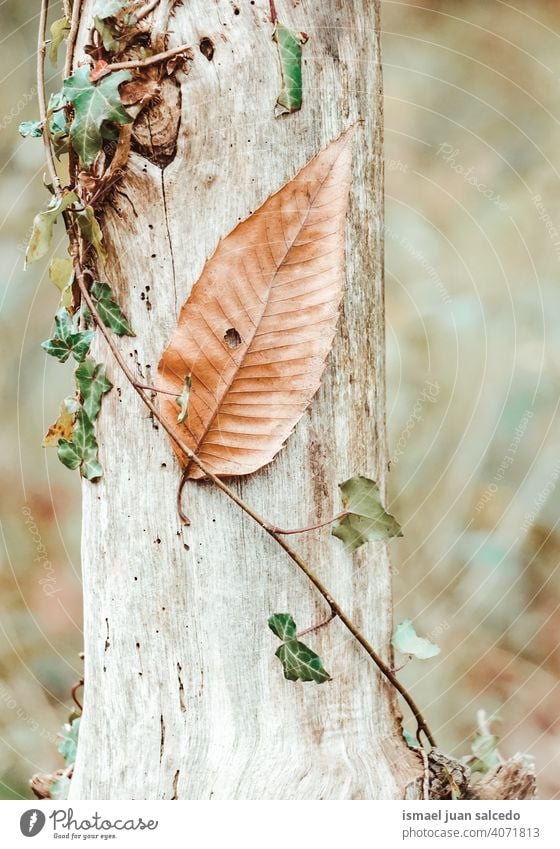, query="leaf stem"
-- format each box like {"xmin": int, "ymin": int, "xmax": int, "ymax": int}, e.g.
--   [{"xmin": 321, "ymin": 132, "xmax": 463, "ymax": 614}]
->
[
  {"xmin": 296, "ymin": 611, "xmax": 337, "ymax": 639},
  {"xmin": 93, "ymin": 43, "xmax": 192, "ymax": 79},
  {"xmin": 37, "ymin": 0, "xmax": 63, "ymax": 198},
  {"xmin": 269, "ymin": 0, "xmax": 278, "ymax": 25},
  {"xmin": 73, "ymin": 267, "xmax": 436, "ymax": 749},
  {"xmin": 270, "ymin": 512, "xmax": 348, "ymax": 535},
  {"xmin": 133, "ymin": 381, "xmax": 178, "ymax": 397}
]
